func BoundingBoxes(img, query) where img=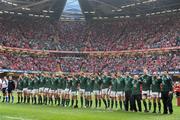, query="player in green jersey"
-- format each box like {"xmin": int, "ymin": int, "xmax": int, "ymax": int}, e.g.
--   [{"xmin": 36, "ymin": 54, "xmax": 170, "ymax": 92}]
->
[
  {"xmin": 151, "ymin": 72, "xmax": 162, "ymax": 113},
  {"xmin": 64, "ymin": 75, "xmax": 71, "ymax": 107},
  {"xmin": 124, "ymin": 72, "xmax": 133, "ymax": 111},
  {"xmin": 131, "ymin": 75, "xmax": 142, "ymax": 112},
  {"xmin": 61, "ymin": 74, "xmax": 67, "ymax": 107},
  {"xmin": 53, "ymin": 75, "xmax": 61, "ymax": 106},
  {"xmin": 32, "ymin": 74, "xmax": 40, "ymax": 104},
  {"xmin": 140, "ymin": 69, "xmax": 152, "ymax": 112},
  {"xmin": 70, "ymin": 74, "xmax": 80, "ymax": 108},
  {"xmin": 85, "ymin": 74, "xmax": 93, "ymax": 108},
  {"xmin": 79, "ymin": 73, "xmax": 86, "ymax": 108},
  {"xmin": 101, "ymin": 72, "xmax": 111, "ymax": 109},
  {"xmin": 27, "ymin": 75, "xmax": 34, "ymax": 104},
  {"xmin": 17, "ymin": 75, "xmax": 24, "ymax": 103},
  {"xmin": 48, "ymin": 75, "xmax": 54, "ymax": 105},
  {"xmin": 93, "ymin": 73, "xmax": 102, "ymax": 108},
  {"xmin": 22, "ymin": 74, "xmax": 29, "ymax": 103},
  {"xmin": 43, "ymin": 74, "xmax": 50, "ymax": 105},
  {"xmin": 109, "ymin": 73, "xmax": 117, "ymax": 109},
  {"xmin": 116, "ymin": 72, "xmax": 125, "ymax": 110}
]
